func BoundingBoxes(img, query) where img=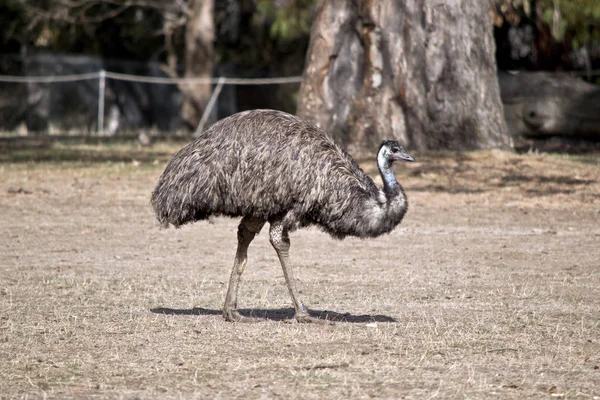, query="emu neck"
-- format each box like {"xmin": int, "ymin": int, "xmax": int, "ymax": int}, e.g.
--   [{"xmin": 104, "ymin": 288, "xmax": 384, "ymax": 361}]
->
[{"xmin": 377, "ymin": 152, "xmax": 399, "ymax": 196}]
